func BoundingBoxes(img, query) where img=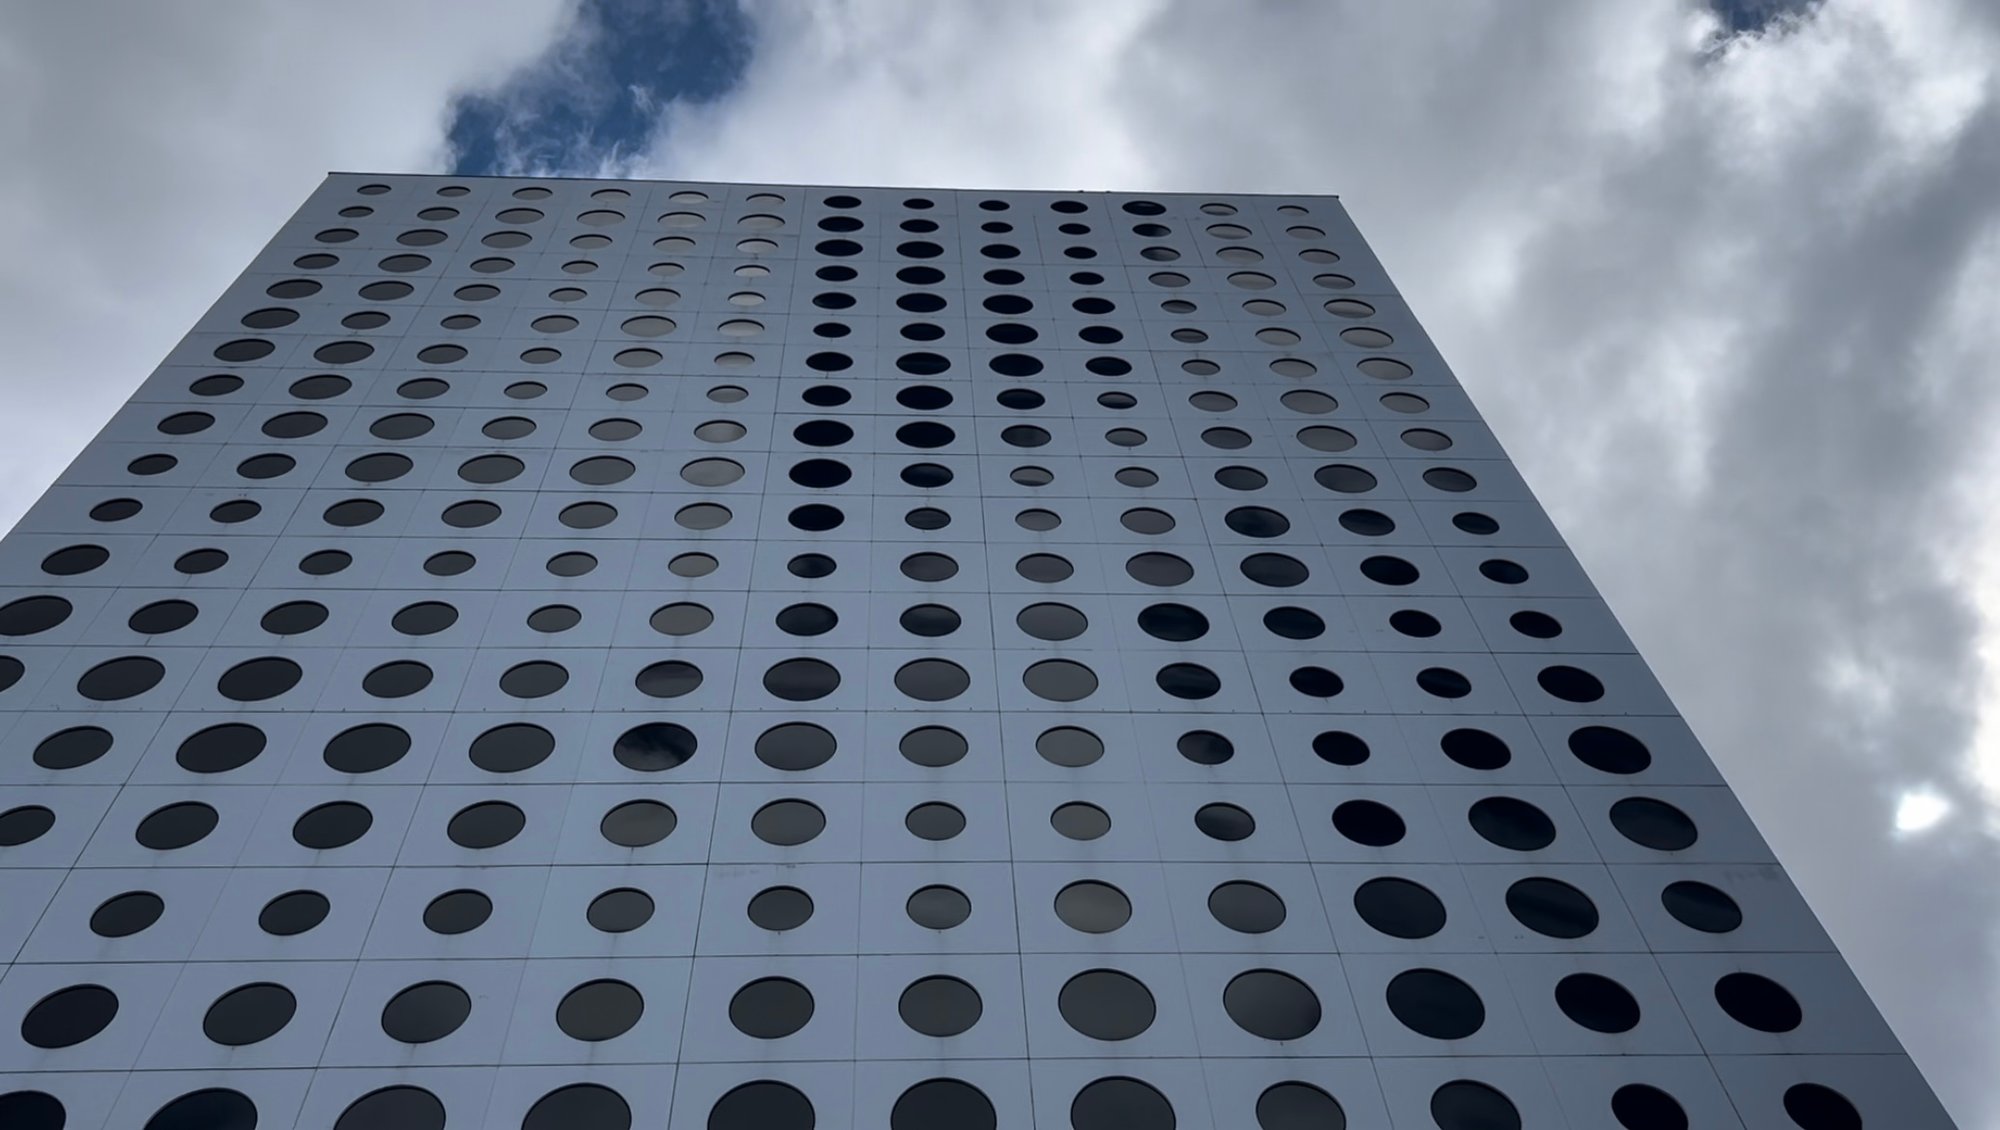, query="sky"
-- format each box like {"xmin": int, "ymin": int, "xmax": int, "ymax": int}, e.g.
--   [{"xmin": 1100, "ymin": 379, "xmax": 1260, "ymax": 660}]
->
[{"xmin": 2, "ymin": 0, "xmax": 1998, "ymax": 1122}]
